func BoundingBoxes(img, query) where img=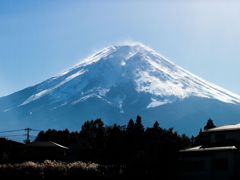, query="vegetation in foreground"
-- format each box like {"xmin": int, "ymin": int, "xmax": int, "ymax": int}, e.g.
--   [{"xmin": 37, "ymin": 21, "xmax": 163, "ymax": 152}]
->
[
  {"xmin": 34, "ymin": 116, "xmax": 191, "ymax": 179},
  {"xmin": 0, "ymin": 116, "xmax": 215, "ymax": 179},
  {"xmin": 0, "ymin": 160, "xmax": 104, "ymax": 179}
]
